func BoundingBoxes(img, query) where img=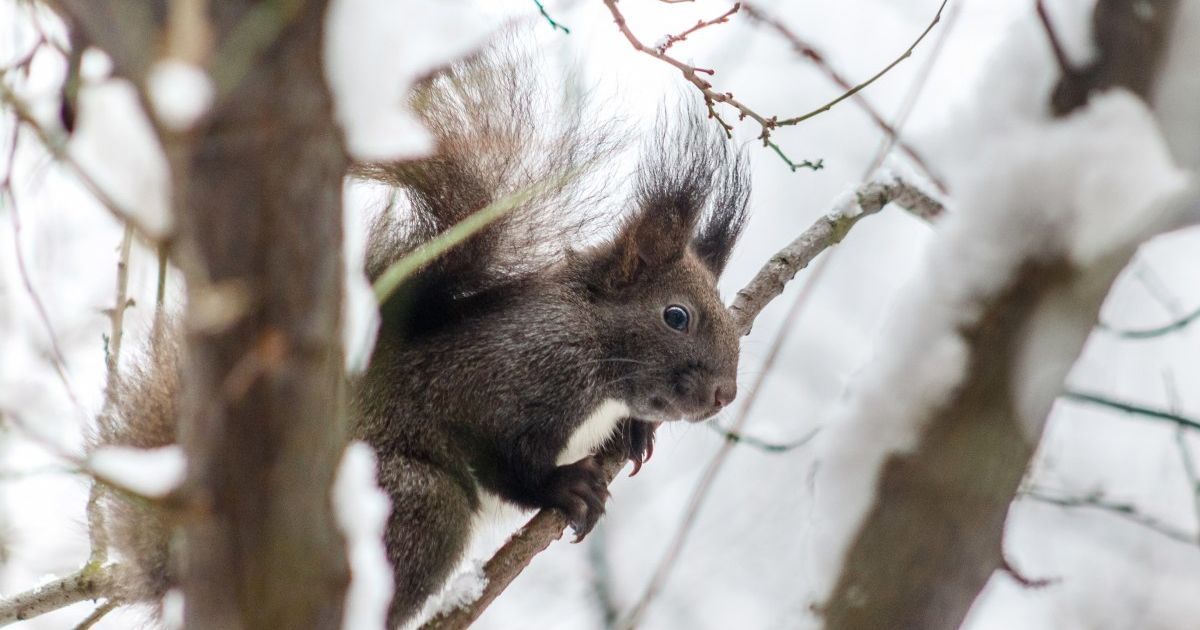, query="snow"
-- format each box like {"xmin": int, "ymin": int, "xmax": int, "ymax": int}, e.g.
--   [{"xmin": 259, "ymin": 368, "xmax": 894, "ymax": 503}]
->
[
  {"xmin": 69, "ymin": 78, "xmax": 173, "ymax": 237},
  {"xmin": 412, "ymin": 559, "xmax": 488, "ymax": 627},
  {"xmin": 333, "ymin": 442, "xmax": 393, "ymax": 630},
  {"xmin": 88, "ymin": 445, "xmax": 186, "ymax": 499},
  {"xmin": 322, "ymin": 0, "xmax": 503, "ymax": 161},
  {"xmin": 808, "ymin": 5, "xmax": 1196, "ymax": 606},
  {"xmin": 341, "ymin": 183, "xmax": 382, "ymax": 373},
  {"xmin": 146, "ymin": 59, "xmax": 214, "ymax": 132}
]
